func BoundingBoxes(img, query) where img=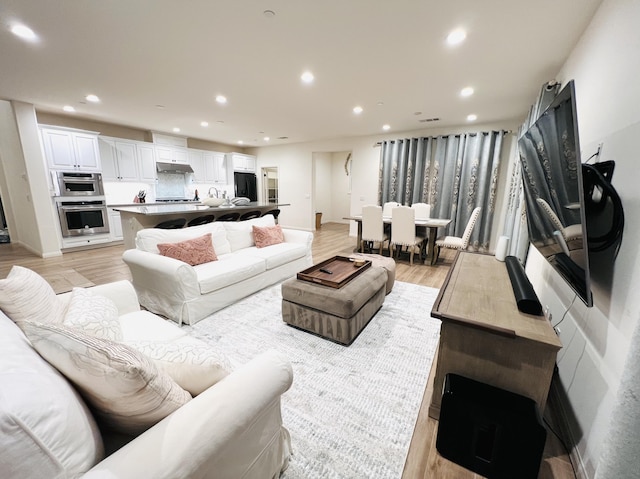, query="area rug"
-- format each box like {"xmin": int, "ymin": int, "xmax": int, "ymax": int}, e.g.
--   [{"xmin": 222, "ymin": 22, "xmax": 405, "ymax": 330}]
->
[{"xmin": 184, "ymin": 280, "xmax": 441, "ymax": 479}]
